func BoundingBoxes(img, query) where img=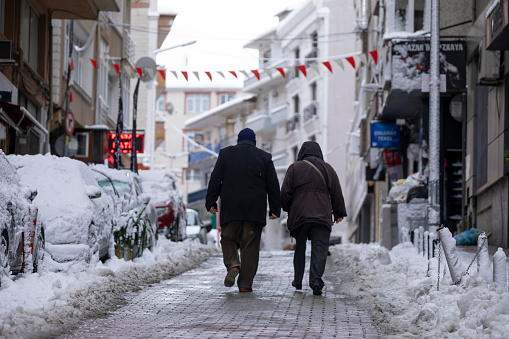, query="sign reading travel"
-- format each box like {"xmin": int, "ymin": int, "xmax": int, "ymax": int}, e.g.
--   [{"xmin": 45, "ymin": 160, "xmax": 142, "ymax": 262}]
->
[
  {"xmin": 107, "ymin": 133, "xmax": 144, "ymax": 154},
  {"xmin": 371, "ymin": 122, "xmax": 400, "ymax": 148}
]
